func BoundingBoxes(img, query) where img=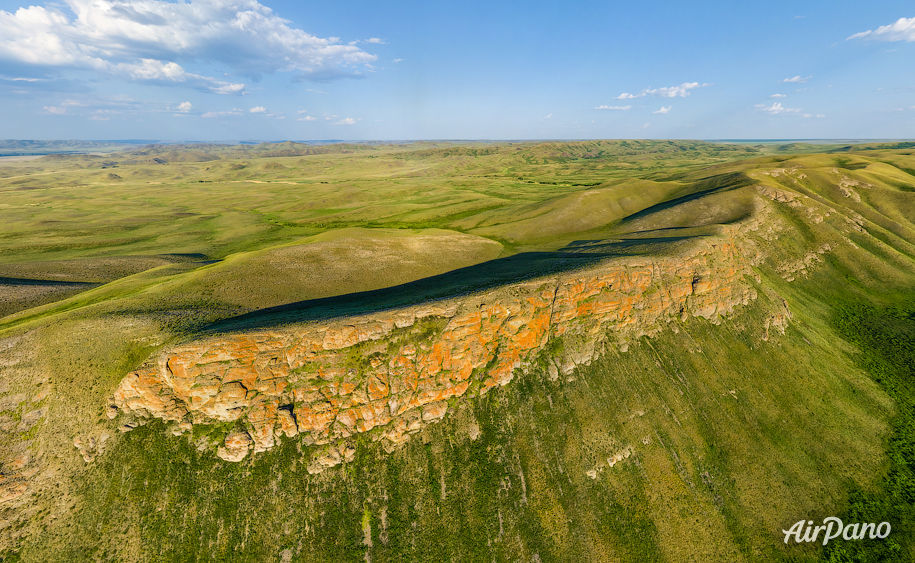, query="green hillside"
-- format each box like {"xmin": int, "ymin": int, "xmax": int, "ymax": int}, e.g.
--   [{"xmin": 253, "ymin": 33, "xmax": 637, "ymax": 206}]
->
[{"xmin": 1, "ymin": 140, "xmax": 913, "ymax": 562}]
